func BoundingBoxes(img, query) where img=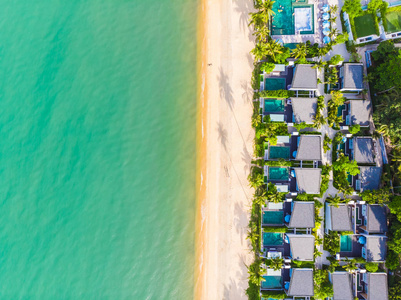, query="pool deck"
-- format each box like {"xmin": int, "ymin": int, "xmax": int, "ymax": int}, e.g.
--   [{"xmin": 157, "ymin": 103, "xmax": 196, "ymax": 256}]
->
[
  {"xmin": 271, "ymin": 0, "xmax": 334, "ymax": 45},
  {"xmin": 339, "ymin": 235, "xmax": 363, "ymax": 258},
  {"xmin": 263, "ymin": 101, "xmax": 294, "ymax": 124},
  {"xmin": 260, "ymin": 268, "xmax": 290, "ymax": 290},
  {"xmin": 262, "ymin": 66, "xmax": 294, "ymax": 91}
]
